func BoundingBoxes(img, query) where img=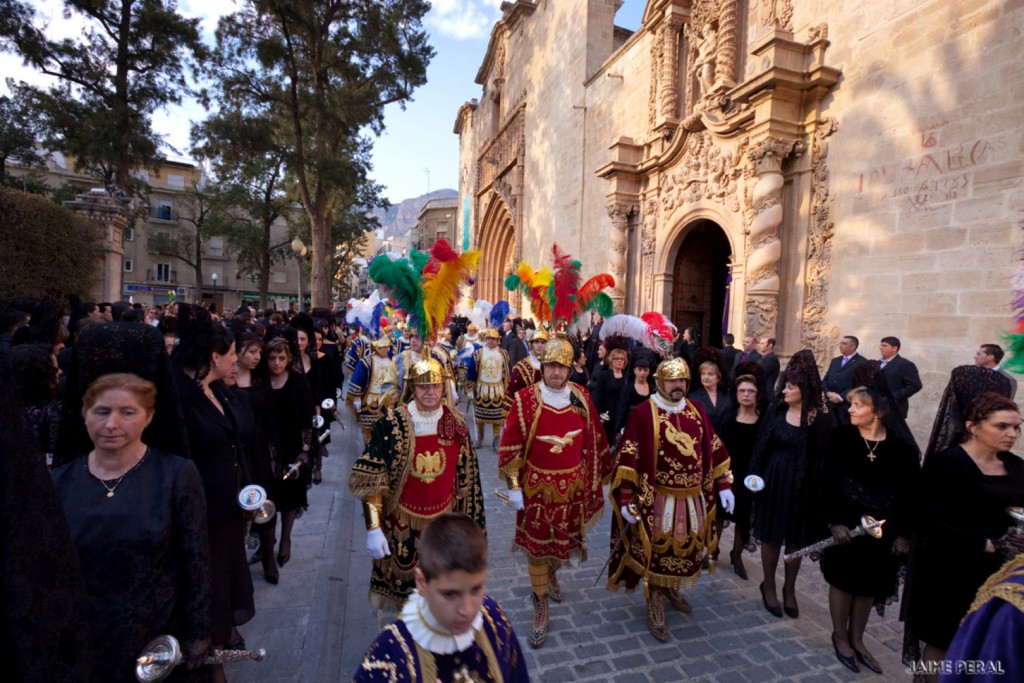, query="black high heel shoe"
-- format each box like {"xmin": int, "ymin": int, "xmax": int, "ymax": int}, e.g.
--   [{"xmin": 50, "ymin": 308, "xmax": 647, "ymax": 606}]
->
[
  {"xmin": 831, "ymin": 633, "xmax": 860, "ymax": 673},
  {"xmin": 782, "ymin": 586, "xmax": 799, "ymax": 618},
  {"xmin": 759, "ymin": 582, "xmax": 783, "ymax": 618},
  {"xmin": 853, "ymin": 647, "xmax": 883, "ymax": 674},
  {"xmin": 730, "ymin": 549, "xmax": 749, "ymax": 580}
]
